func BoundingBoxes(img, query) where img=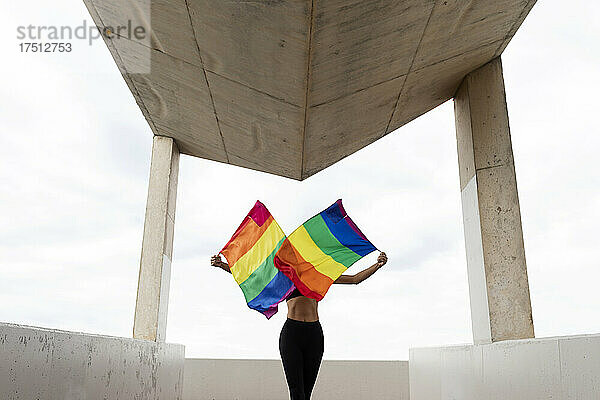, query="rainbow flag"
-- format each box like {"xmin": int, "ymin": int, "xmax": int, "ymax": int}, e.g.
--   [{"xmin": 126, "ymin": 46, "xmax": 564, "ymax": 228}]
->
[
  {"xmin": 274, "ymin": 199, "xmax": 377, "ymax": 300},
  {"xmin": 220, "ymin": 201, "xmax": 294, "ymax": 318}
]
